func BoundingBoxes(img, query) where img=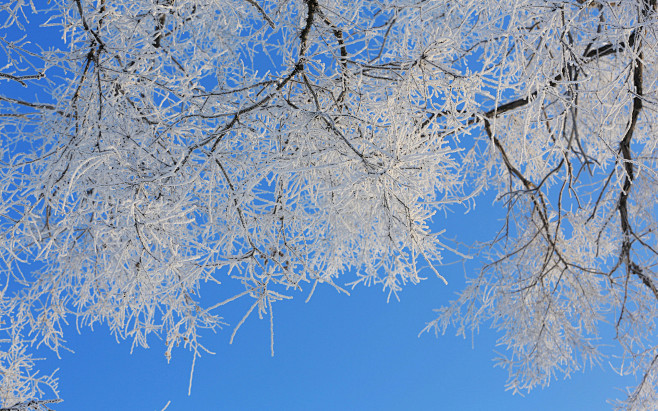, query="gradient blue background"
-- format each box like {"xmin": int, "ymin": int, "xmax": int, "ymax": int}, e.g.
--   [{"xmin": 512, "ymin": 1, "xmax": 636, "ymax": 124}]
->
[
  {"xmin": 37, "ymin": 198, "xmax": 637, "ymax": 410},
  {"xmin": 4, "ymin": 7, "xmax": 639, "ymax": 411}
]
